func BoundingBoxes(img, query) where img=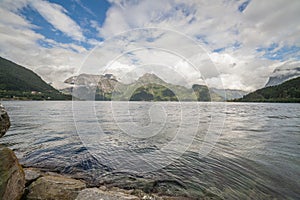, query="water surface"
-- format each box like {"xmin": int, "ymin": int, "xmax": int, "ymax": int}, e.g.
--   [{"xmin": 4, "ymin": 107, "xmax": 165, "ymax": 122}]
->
[{"xmin": 0, "ymin": 101, "xmax": 299, "ymax": 199}]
